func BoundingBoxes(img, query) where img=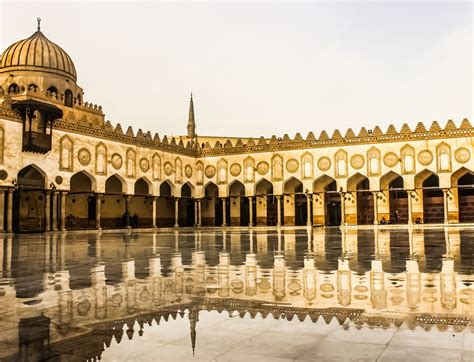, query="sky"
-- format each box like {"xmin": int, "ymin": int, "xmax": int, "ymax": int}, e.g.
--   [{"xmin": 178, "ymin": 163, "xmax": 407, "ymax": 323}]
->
[{"xmin": 0, "ymin": 1, "xmax": 472, "ymax": 138}]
